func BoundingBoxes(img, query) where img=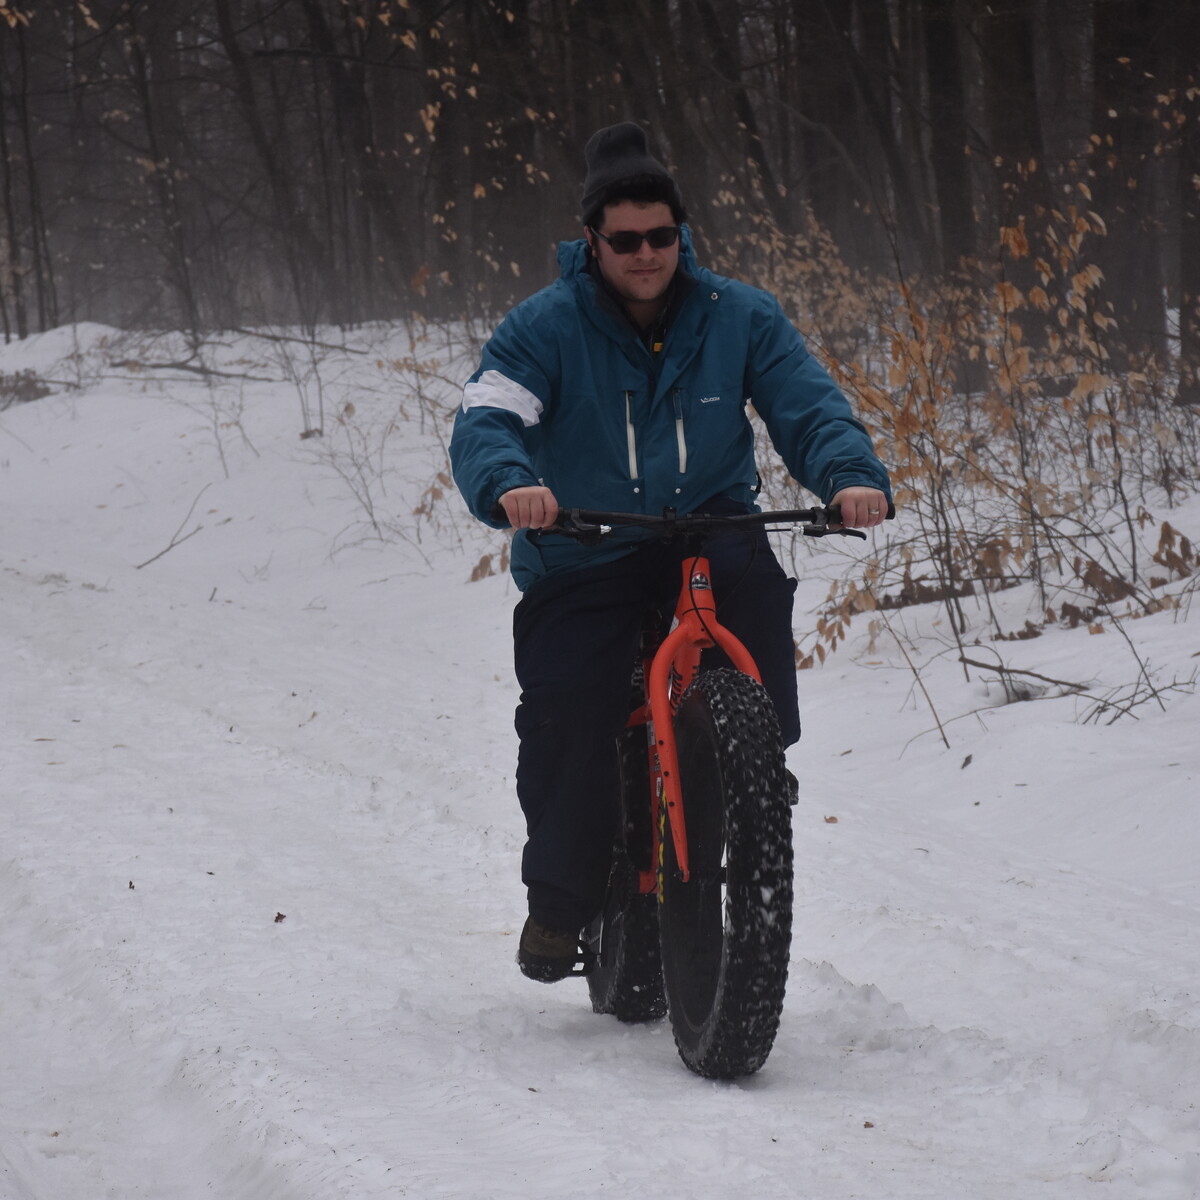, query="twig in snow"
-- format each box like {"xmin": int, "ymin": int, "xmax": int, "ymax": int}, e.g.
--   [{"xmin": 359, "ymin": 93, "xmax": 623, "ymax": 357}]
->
[
  {"xmin": 135, "ymin": 484, "xmax": 211, "ymax": 569},
  {"xmin": 868, "ymin": 590, "xmax": 950, "ymax": 749},
  {"xmin": 1080, "ymin": 671, "xmax": 1196, "ymax": 725},
  {"xmin": 1101, "ymin": 600, "xmax": 1168, "ymax": 713}
]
